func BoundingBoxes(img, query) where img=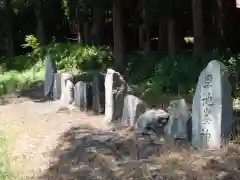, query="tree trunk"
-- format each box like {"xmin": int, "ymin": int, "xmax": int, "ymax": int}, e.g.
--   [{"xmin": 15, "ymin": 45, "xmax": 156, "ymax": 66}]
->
[
  {"xmin": 139, "ymin": 0, "xmax": 150, "ymax": 53},
  {"xmin": 138, "ymin": 24, "xmax": 150, "ymax": 53},
  {"xmin": 92, "ymin": 5, "xmax": 104, "ymax": 45},
  {"xmin": 214, "ymin": 0, "xmax": 225, "ymax": 53},
  {"xmin": 79, "ymin": 5, "xmax": 90, "ymax": 44},
  {"xmin": 144, "ymin": 24, "xmax": 151, "ymax": 53},
  {"xmin": 112, "ymin": 0, "xmax": 124, "ymax": 72},
  {"xmin": 35, "ymin": 6, "xmax": 46, "ymax": 46},
  {"xmin": 158, "ymin": 21, "xmax": 167, "ymax": 54},
  {"xmin": 192, "ymin": 0, "xmax": 204, "ymax": 56},
  {"xmin": 3, "ymin": 0, "xmax": 14, "ymax": 69},
  {"xmin": 167, "ymin": 17, "xmax": 176, "ymax": 56},
  {"xmin": 139, "ymin": 24, "xmax": 144, "ymax": 50},
  {"xmin": 83, "ymin": 22, "xmax": 89, "ymax": 44},
  {"xmin": 76, "ymin": 8, "xmax": 82, "ymax": 44}
]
